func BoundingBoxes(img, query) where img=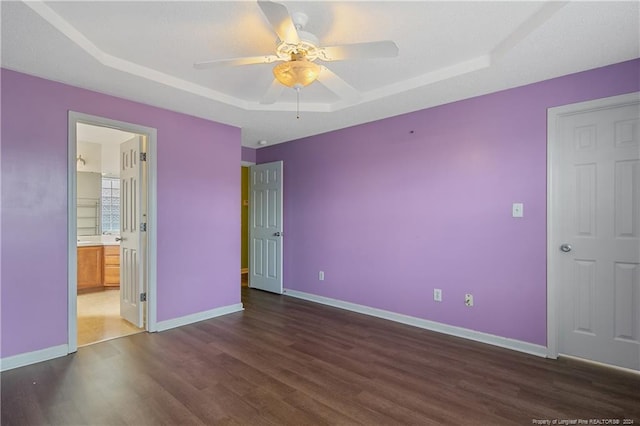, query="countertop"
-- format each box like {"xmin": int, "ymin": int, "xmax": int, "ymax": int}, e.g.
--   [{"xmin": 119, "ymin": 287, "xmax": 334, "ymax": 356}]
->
[{"xmin": 77, "ymin": 236, "xmax": 120, "ymax": 247}]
